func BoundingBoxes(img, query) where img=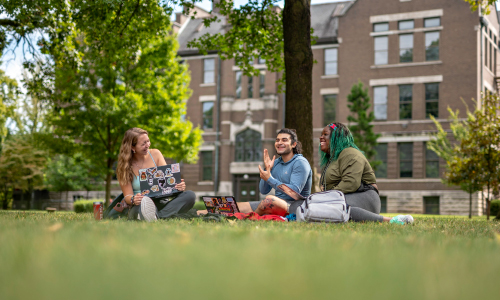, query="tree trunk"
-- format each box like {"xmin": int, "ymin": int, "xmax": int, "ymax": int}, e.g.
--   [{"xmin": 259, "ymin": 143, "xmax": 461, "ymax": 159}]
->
[
  {"xmin": 468, "ymin": 191, "xmax": 472, "ymax": 219},
  {"xmin": 66, "ymin": 190, "xmax": 69, "ymax": 211},
  {"xmin": 283, "ymin": 0, "xmax": 314, "ymax": 184},
  {"xmin": 486, "ymin": 199, "xmax": 490, "ymax": 220},
  {"xmin": 105, "ymin": 158, "xmax": 115, "ymax": 208}
]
